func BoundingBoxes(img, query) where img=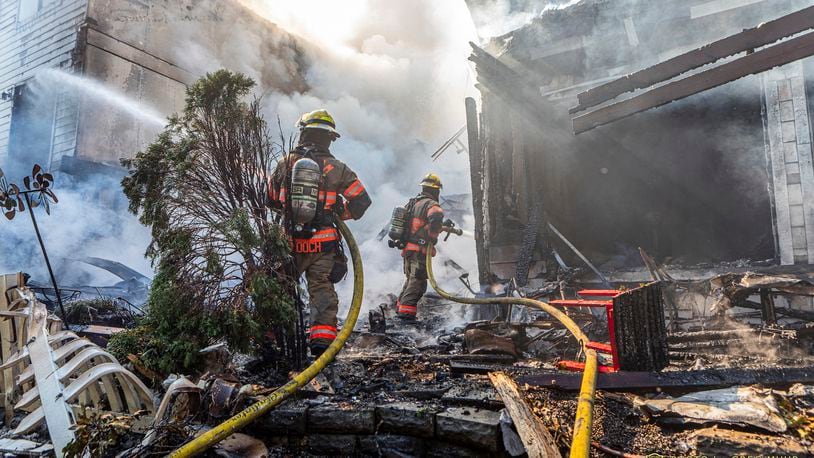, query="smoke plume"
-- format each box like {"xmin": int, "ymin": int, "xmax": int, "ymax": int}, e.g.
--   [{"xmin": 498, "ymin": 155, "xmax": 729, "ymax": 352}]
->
[
  {"xmin": 0, "ymin": 172, "xmax": 154, "ymax": 286},
  {"xmin": 2, "ymin": 1, "xmax": 484, "ymax": 328},
  {"xmin": 467, "ymin": 0, "xmax": 583, "ymax": 40},
  {"xmin": 0, "ymin": 69, "xmax": 161, "ymax": 287},
  {"xmin": 211, "ymin": 0, "xmax": 483, "ymax": 314}
]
